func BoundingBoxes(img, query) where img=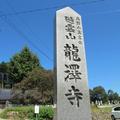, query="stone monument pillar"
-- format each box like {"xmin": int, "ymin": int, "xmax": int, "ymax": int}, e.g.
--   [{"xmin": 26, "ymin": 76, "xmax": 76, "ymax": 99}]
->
[{"xmin": 56, "ymin": 7, "xmax": 91, "ymax": 120}]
